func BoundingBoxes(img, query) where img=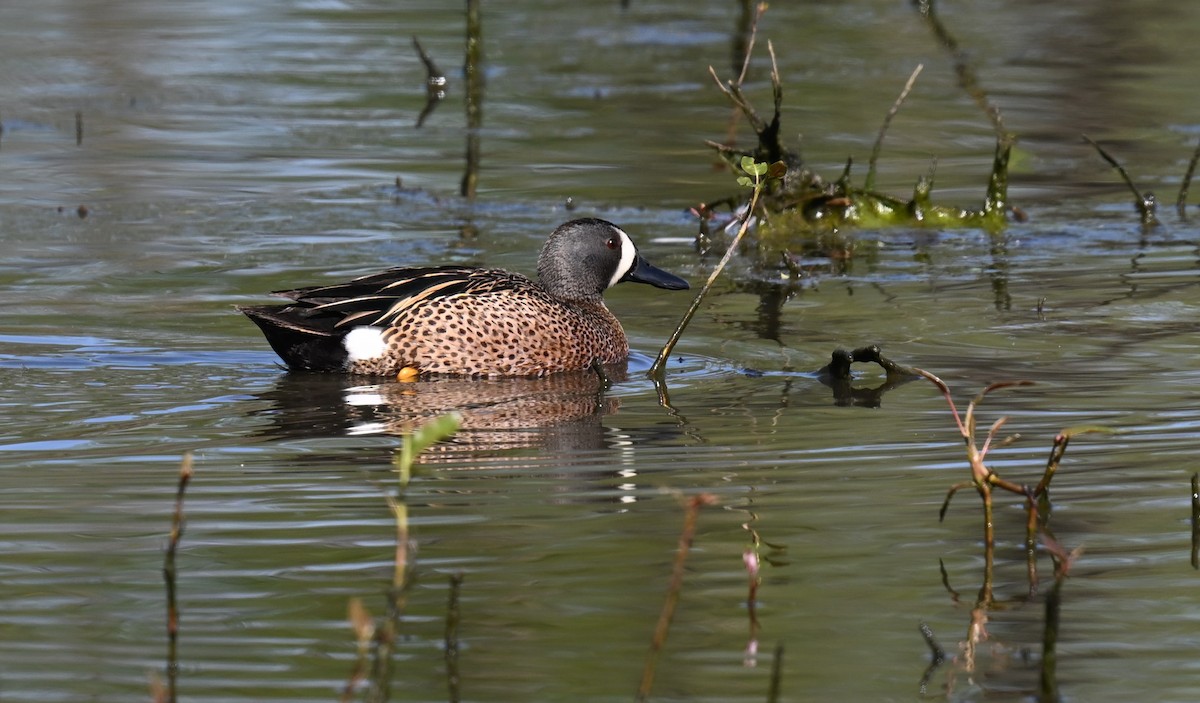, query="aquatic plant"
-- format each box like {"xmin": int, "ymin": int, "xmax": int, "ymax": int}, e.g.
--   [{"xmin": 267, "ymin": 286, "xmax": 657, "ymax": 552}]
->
[
  {"xmin": 343, "ymin": 412, "xmax": 462, "ymax": 702},
  {"xmin": 702, "ymin": 1, "xmax": 1014, "ymax": 258},
  {"xmin": 915, "ymin": 369, "xmax": 1111, "ymax": 588}
]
